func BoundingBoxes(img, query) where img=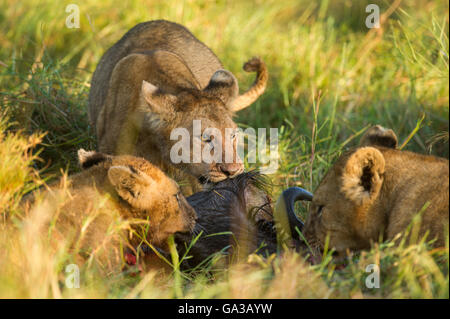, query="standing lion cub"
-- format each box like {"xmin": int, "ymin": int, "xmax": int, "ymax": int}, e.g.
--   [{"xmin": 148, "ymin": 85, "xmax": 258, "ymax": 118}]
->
[
  {"xmin": 301, "ymin": 125, "xmax": 449, "ymax": 255},
  {"xmin": 88, "ymin": 20, "xmax": 268, "ymax": 194}
]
